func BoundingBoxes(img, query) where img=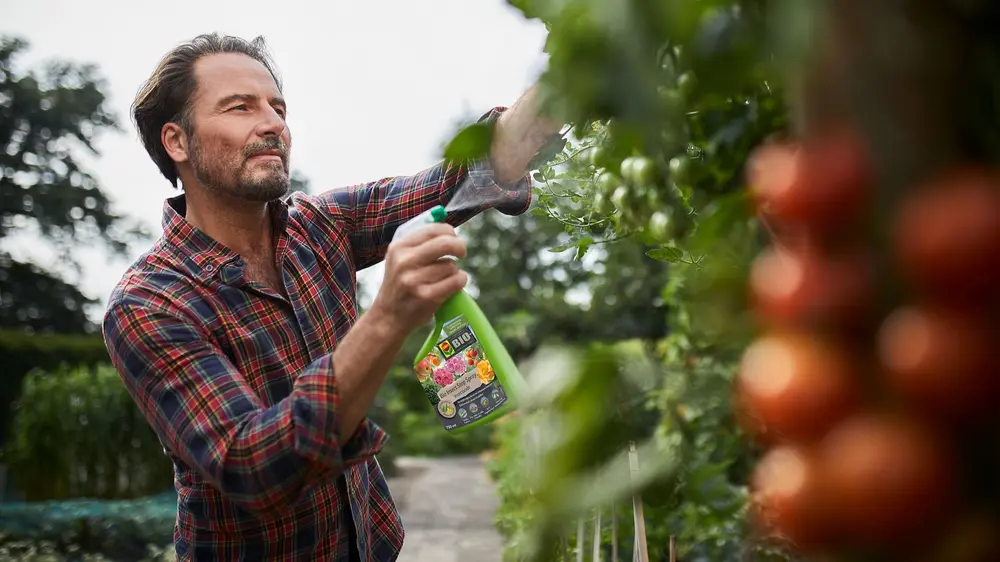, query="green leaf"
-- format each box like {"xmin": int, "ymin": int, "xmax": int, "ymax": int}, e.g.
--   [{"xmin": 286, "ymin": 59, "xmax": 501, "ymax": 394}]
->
[
  {"xmin": 647, "ymin": 245, "xmax": 684, "ymax": 262},
  {"xmin": 443, "ymin": 122, "xmax": 494, "ymax": 163},
  {"xmin": 574, "ymin": 237, "xmax": 593, "ymax": 260}
]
